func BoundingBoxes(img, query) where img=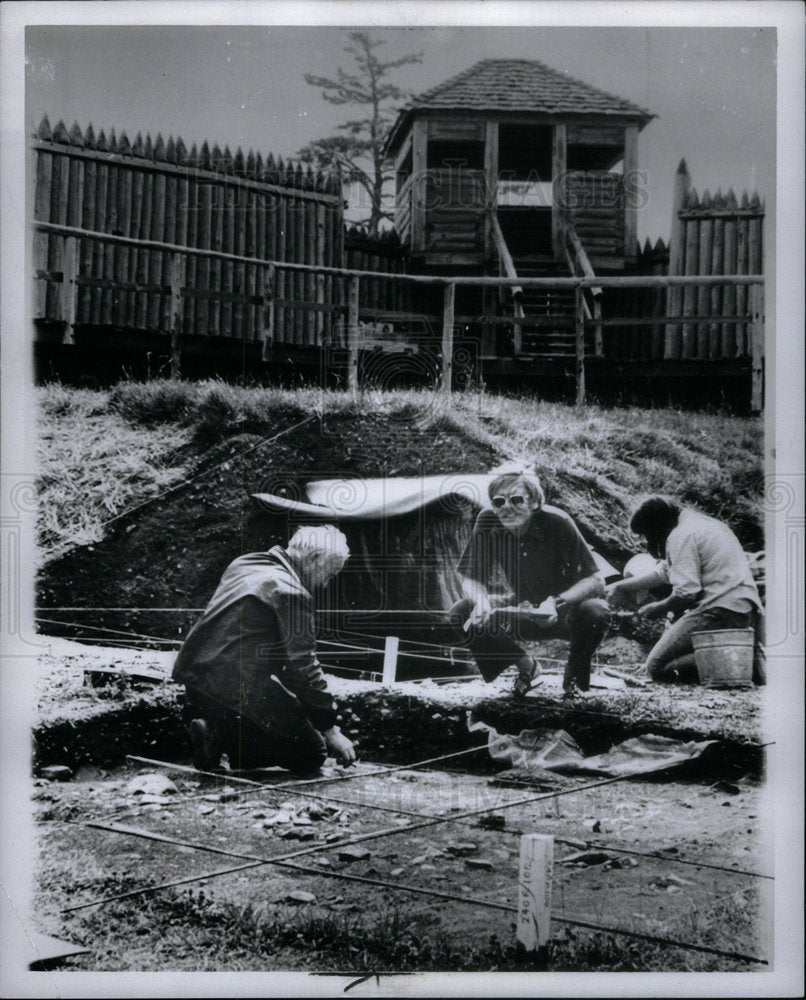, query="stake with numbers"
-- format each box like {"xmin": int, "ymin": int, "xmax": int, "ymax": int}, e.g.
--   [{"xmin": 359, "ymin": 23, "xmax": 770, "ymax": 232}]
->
[{"xmin": 517, "ymin": 833, "xmax": 554, "ymax": 951}]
